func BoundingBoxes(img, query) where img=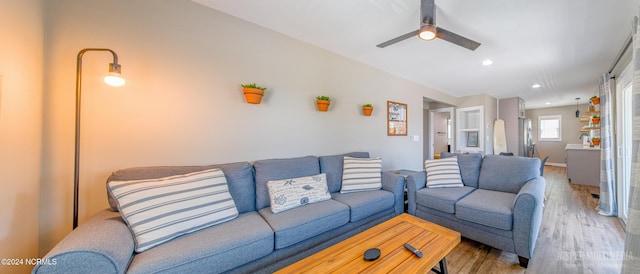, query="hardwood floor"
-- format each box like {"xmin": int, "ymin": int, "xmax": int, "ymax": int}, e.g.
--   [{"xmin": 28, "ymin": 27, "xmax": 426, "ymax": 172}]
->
[{"xmin": 444, "ymin": 166, "xmax": 626, "ymax": 274}]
